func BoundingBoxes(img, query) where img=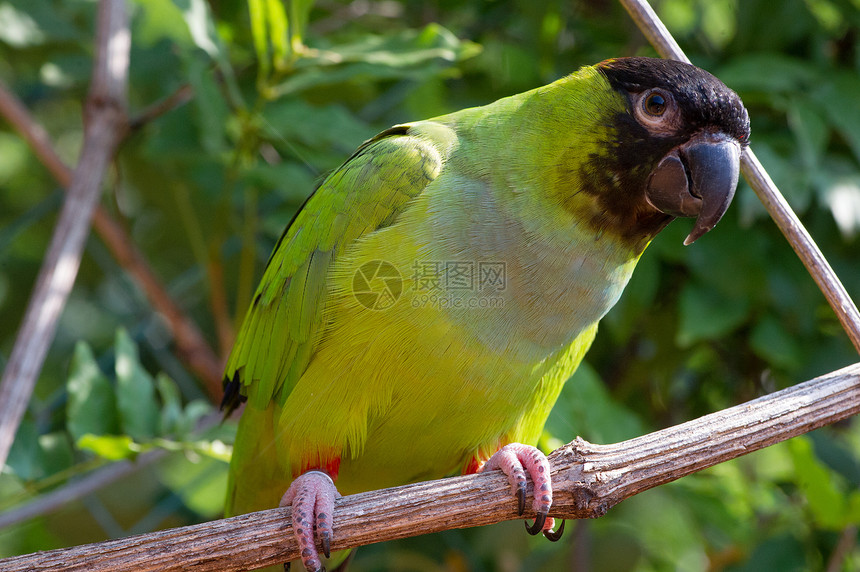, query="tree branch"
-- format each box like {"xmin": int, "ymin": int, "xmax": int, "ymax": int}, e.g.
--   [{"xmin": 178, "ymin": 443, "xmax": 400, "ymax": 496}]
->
[
  {"xmin": 0, "ymin": 37, "xmax": 223, "ymax": 402},
  {"xmin": 127, "ymin": 84, "xmax": 194, "ymax": 130},
  {"xmin": 618, "ymin": 0, "xmax": 860, "ymax": 353},
  {"xmin": 0, "ymin": 0, "xmax": 131, "ymax": 467},
  {"xmin": 89, "ymin": 209, "xmax": 224, "ymax": 398},
  {"xmin": 2, "ymin": 362, "xmax": 858, "ymax": 571},
  {"xmin": 0, "ymin": 79, "xmax": 72, "ymax": 188},
  {"xmin": 0, "ymin": 450, "xmax": 166, "ymax": 531}
]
